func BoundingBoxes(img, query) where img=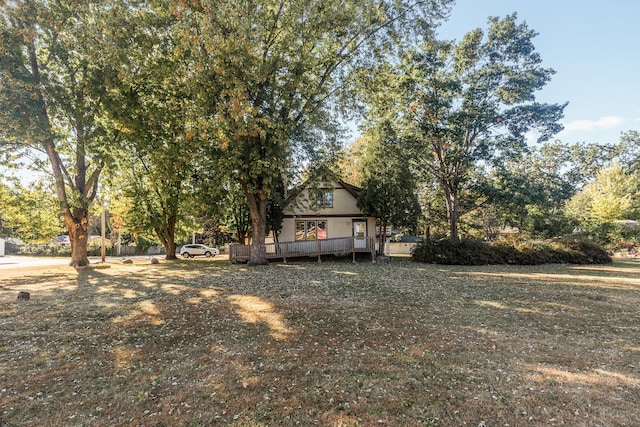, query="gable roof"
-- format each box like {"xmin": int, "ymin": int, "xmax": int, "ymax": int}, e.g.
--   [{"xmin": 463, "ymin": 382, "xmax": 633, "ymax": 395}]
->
[{"xmin": 337, "ymin": 180, "xmax": 361, "ymax": 199}]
